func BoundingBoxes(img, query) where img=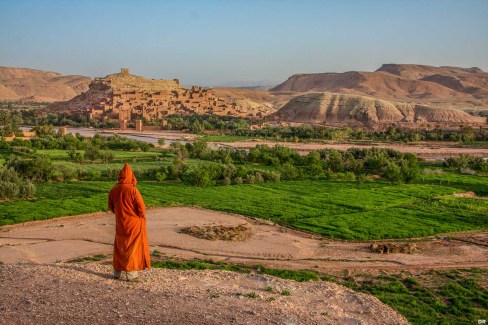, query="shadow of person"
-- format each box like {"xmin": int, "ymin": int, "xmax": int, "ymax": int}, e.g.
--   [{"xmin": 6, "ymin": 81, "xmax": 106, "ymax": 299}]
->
[{"xmin": 55, "ymin": 263, "xmax": 114, "ymax": 280}]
